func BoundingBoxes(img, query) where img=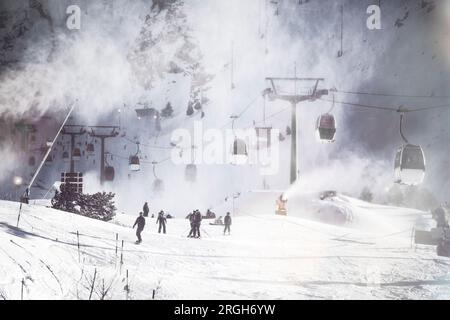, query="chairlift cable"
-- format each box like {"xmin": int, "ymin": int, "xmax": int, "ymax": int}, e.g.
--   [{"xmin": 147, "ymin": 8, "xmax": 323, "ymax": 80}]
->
[
  {"xmin": 319, "ymin": 97, "xmax": 450, "ymax": 113},
  {"xmin": 334, "ymin": 89, "xmax": 450, "ymax": 99},
  {"xmin": 319, "ymin": 98, "xmax": 398, "ymax": 112},
  {"xmin": 327, "ymin": 94, "xmax": 336, "ymax": 113},
  {"xmin": 219, "ymin": 94, "xmax": 261, "ymax": 130}
]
